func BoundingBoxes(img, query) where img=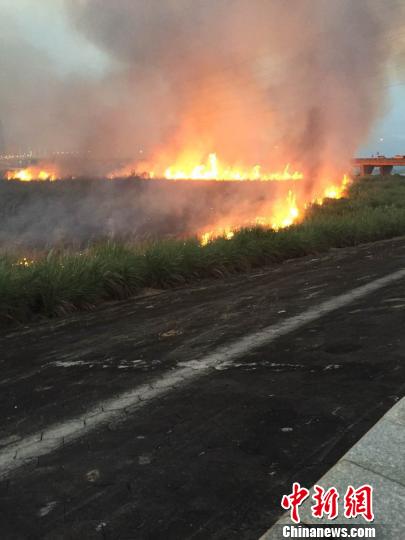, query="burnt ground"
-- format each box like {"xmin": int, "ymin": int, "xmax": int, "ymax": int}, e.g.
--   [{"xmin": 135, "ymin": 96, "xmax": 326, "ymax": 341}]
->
[{"xmin": 1, "ymin": 237, "xmax": 405, "ymax": 539}]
